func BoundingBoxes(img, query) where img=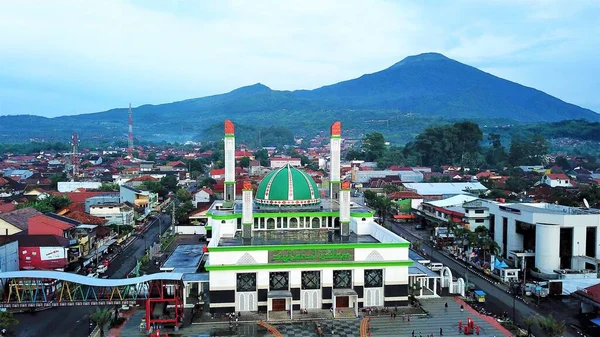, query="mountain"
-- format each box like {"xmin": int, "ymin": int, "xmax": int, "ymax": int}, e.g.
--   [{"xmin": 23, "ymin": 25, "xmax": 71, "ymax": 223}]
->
[{"xmin": 0, "ymin": 52, "xmax": 597, "ymax": 144}]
